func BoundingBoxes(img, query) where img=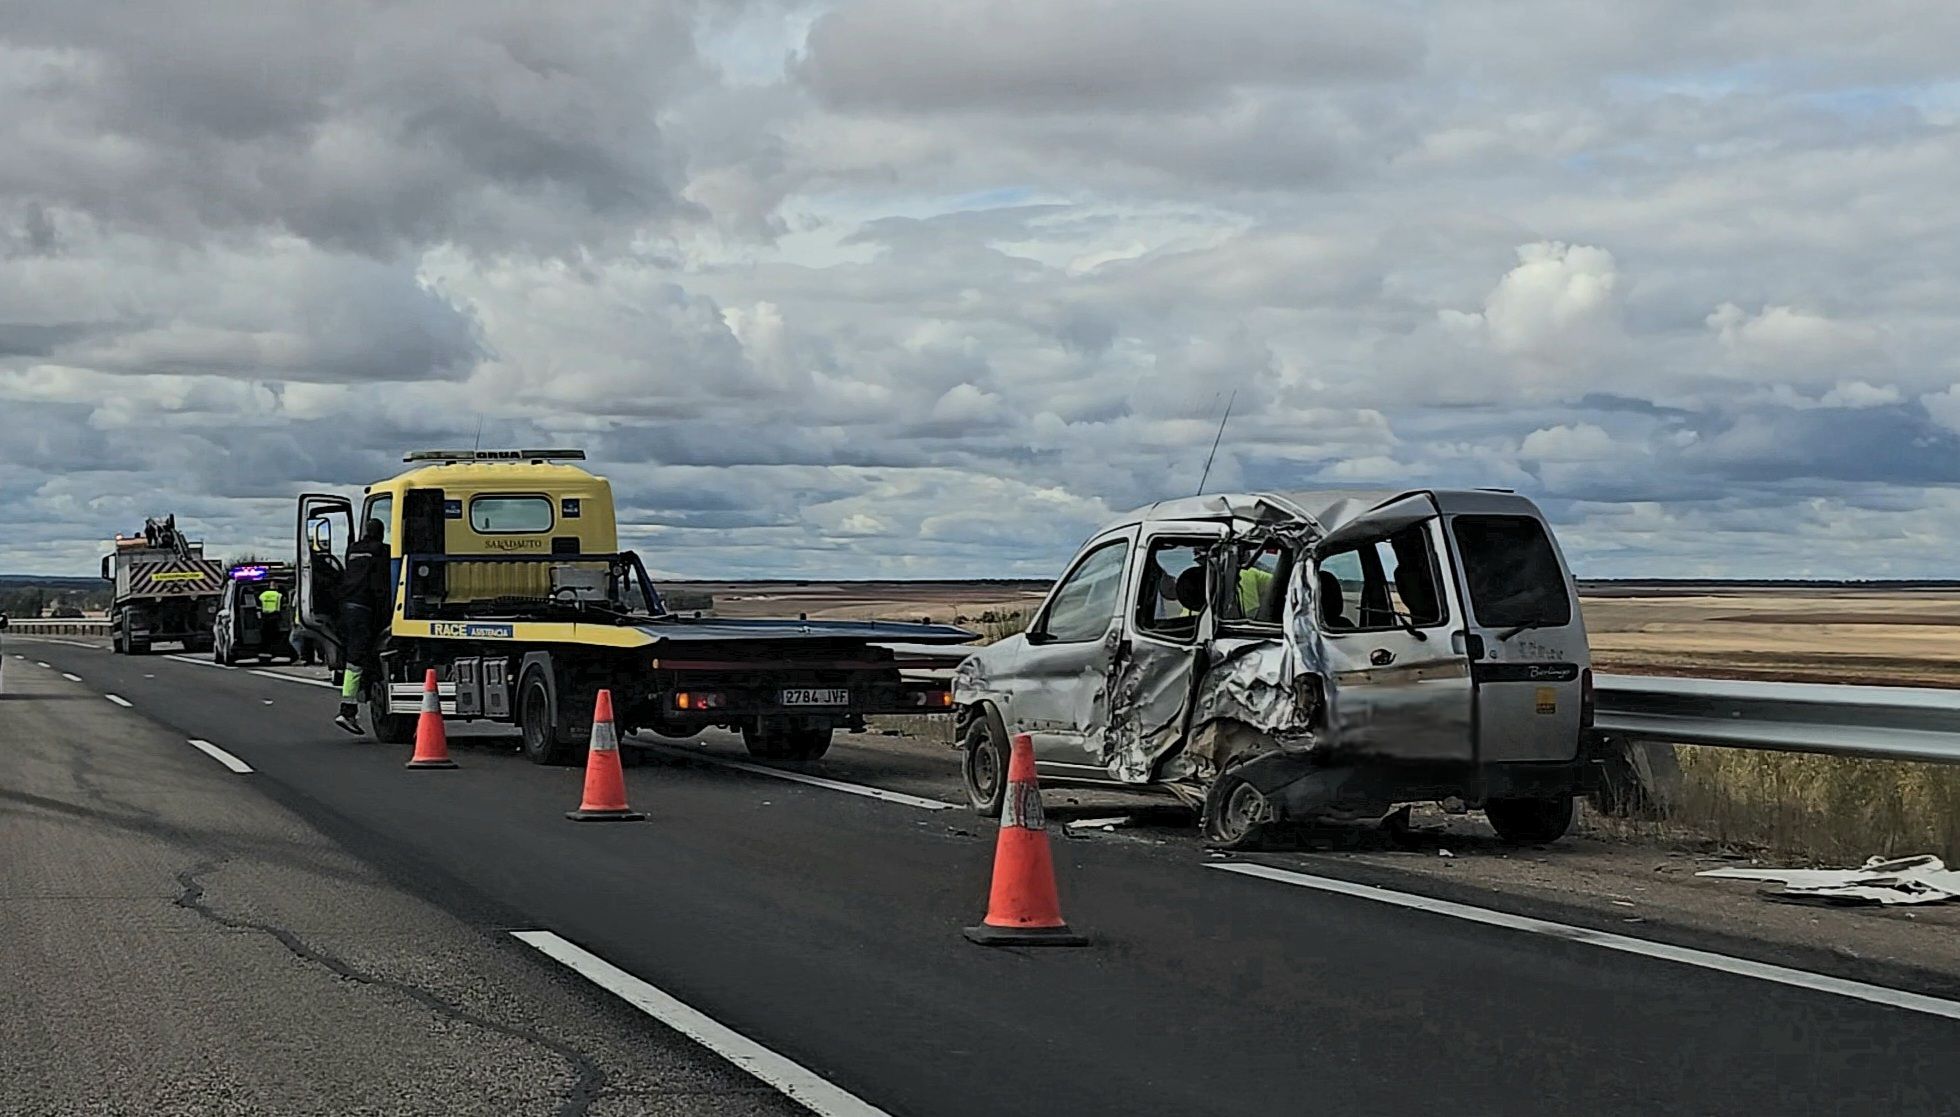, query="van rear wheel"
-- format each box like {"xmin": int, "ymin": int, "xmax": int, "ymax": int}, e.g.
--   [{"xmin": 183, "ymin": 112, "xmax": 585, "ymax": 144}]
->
[{"xmin": 1486, "ymin": 796, "xmax": 1575, "ymax": 844}]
